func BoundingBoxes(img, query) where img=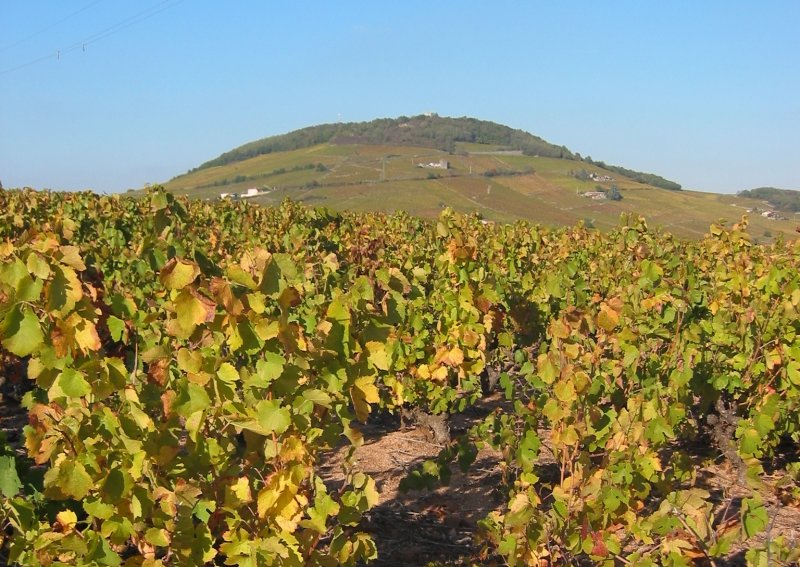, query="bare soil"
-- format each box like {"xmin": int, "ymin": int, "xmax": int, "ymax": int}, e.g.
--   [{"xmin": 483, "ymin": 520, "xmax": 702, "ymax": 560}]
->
[{"xmin": 320, "ymin": 398, "xmax": 506, "ymax": 566}]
